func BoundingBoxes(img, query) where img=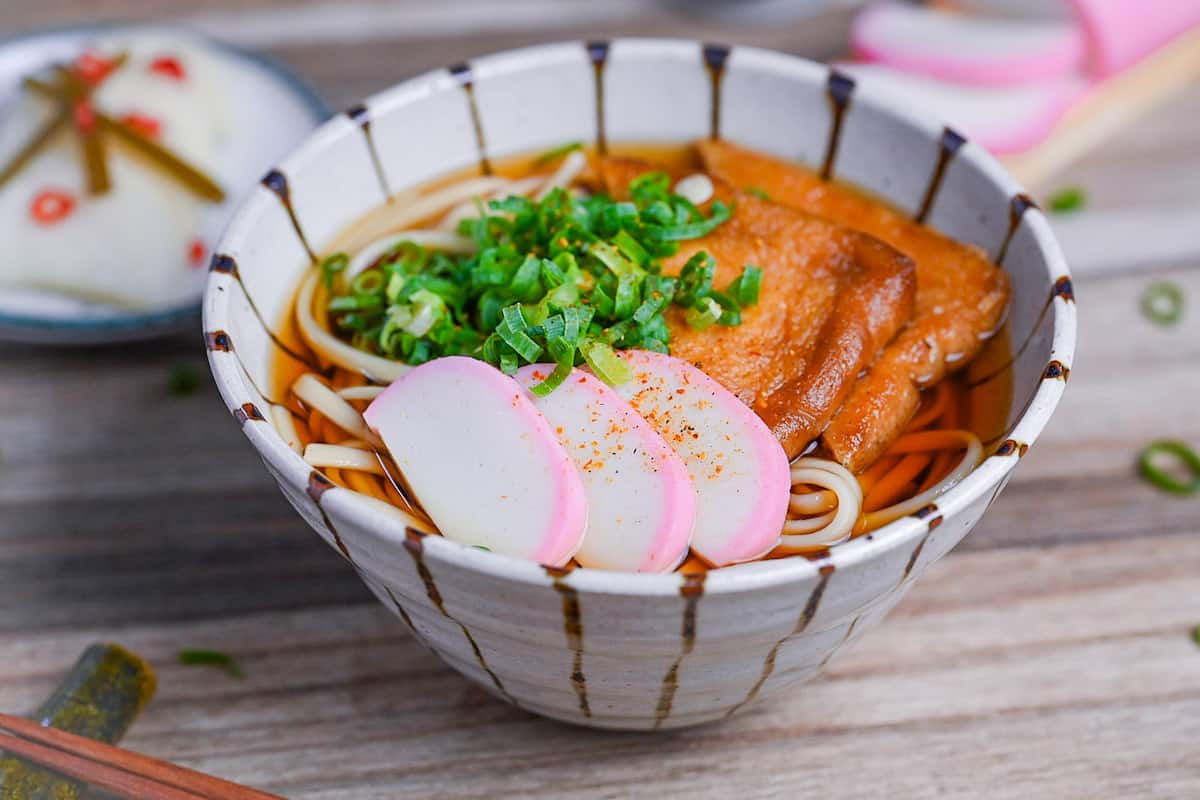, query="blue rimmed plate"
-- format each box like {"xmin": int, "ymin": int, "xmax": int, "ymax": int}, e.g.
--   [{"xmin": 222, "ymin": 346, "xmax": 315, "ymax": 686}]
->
[{"xmin": 0, "ymin": 22, "xmax": 328, "ymax": 345}]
